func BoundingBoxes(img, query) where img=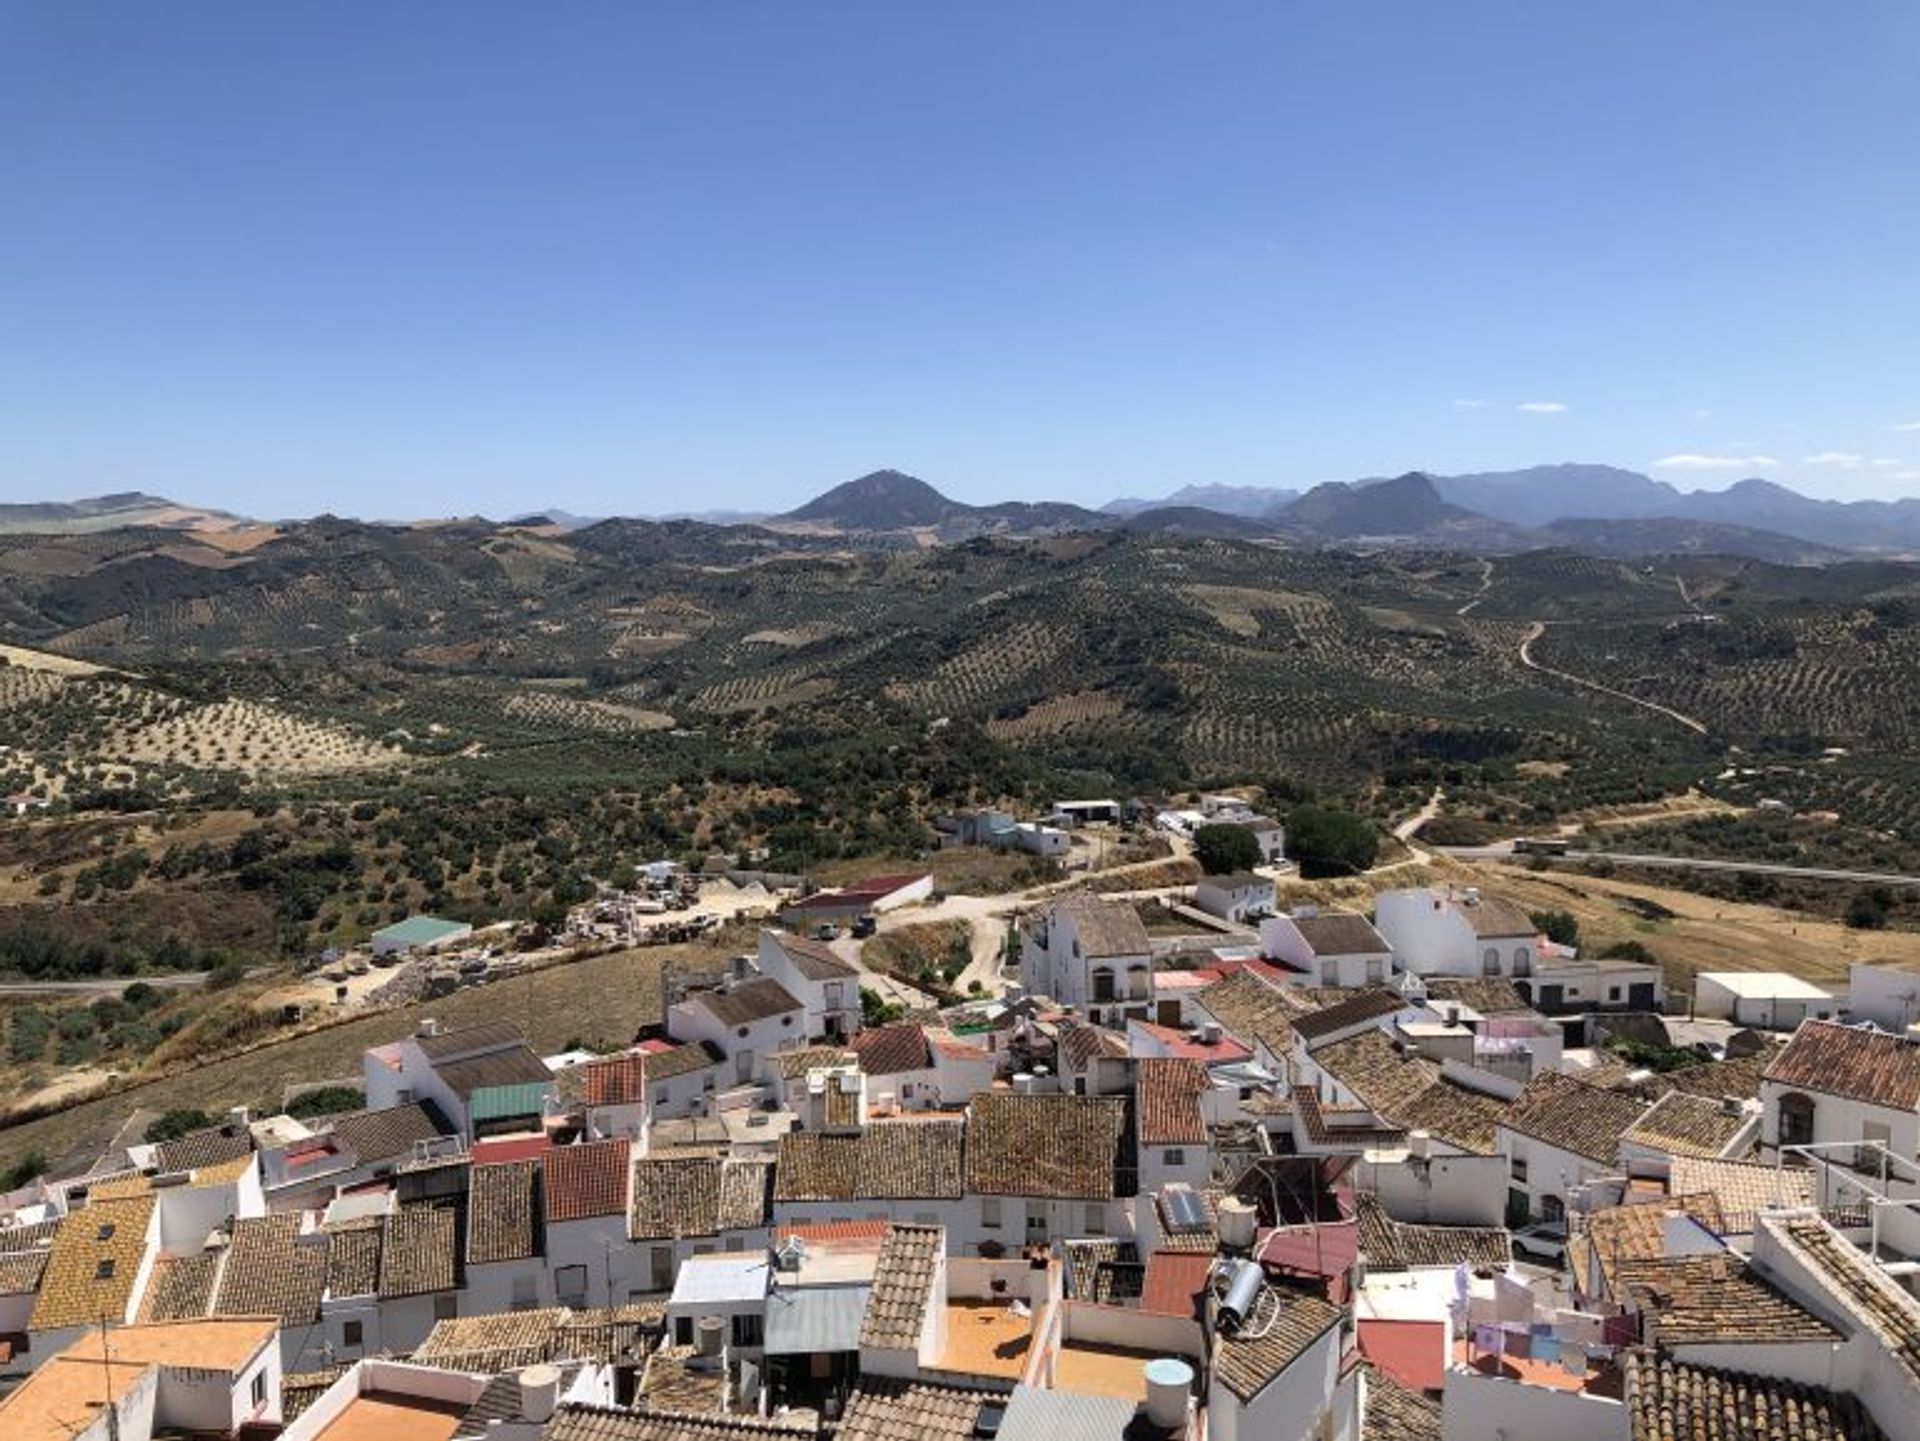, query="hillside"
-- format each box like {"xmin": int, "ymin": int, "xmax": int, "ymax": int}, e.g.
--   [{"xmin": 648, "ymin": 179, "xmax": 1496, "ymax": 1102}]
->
[{"xmin": 0, "ymin": 492, "xmax": 254, "ymax": 536}]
